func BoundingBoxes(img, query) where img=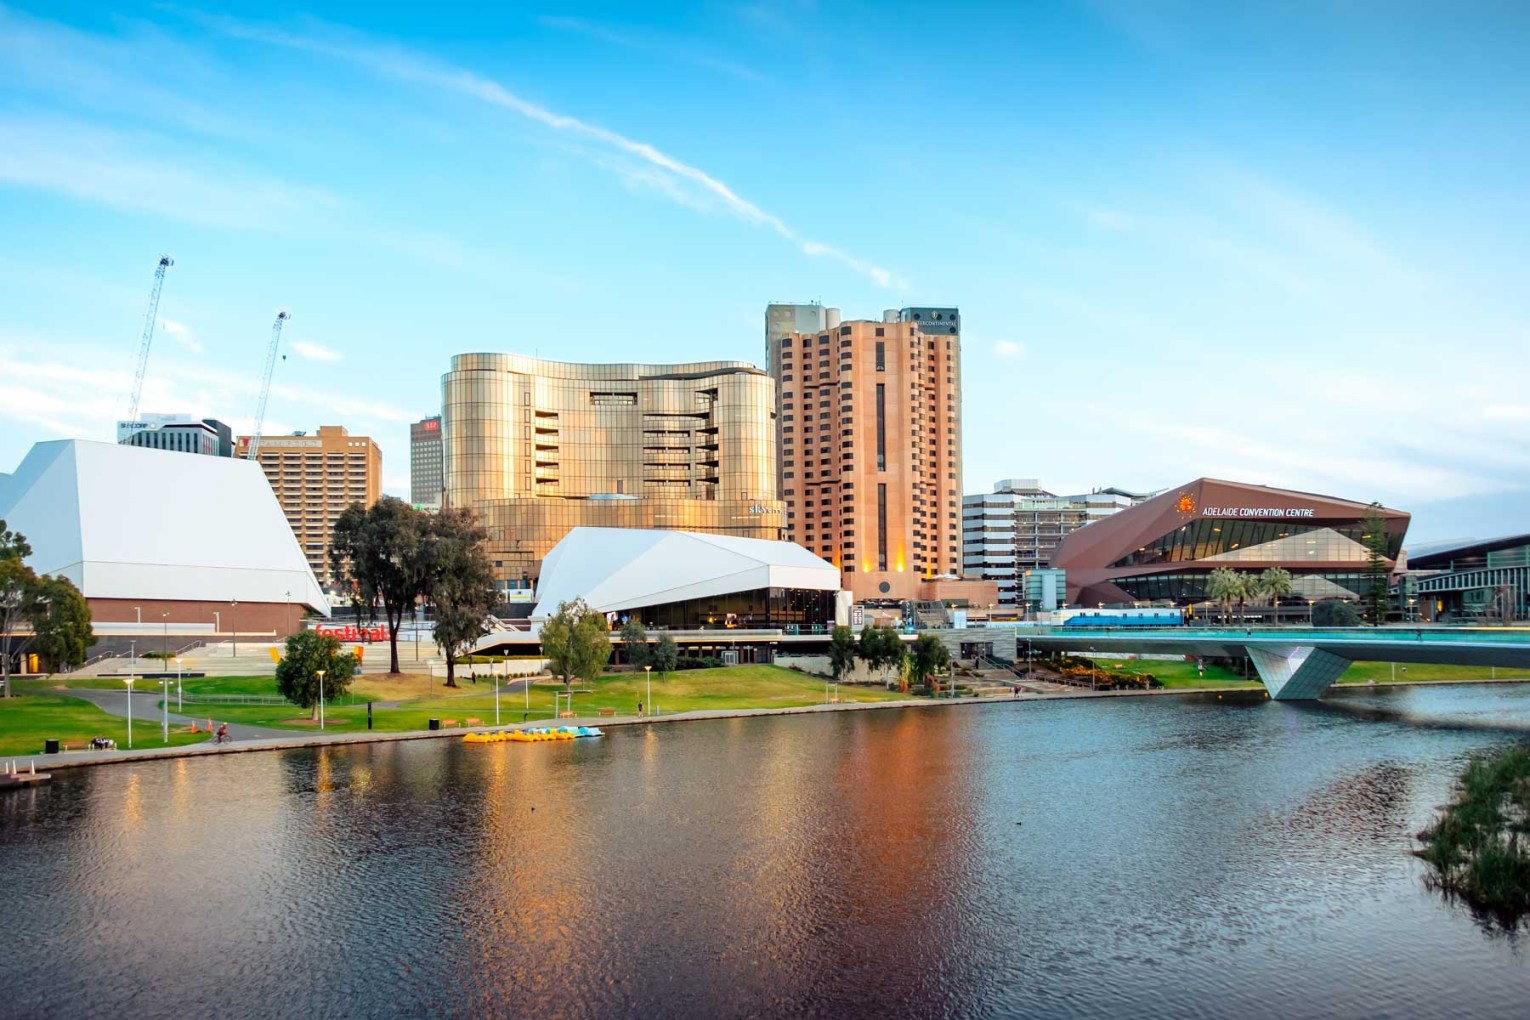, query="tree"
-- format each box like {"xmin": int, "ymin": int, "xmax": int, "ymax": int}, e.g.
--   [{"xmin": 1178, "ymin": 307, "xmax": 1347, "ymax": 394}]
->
[
  {"xmin": 540, "ymin": 598, "xmax": 611, "ymax": 687},
  {"xmin": 421, "ymin": 509, "xmax": 497, "ymax": 689},
  {"xmin": 652, "ymin": 633, "xmax": 679, "ymax": 677},
  {"xmin": 858, "ymin": 624, "xmax": 907, "ymax": 689},
  {"xmin": 1206, "ymin": 567, "xmax": 1249, "ymax": 625},
  {"xmin": 275, "ymin": 630, "xmax": 359, "ymax": 720},
  {"xmin": 1361, "ymin": 504, "xmax": 1391, "ymax": 626},
  {"xmin": 620, "ymin": 617, "xmax": 650, "ymax": 668},
  {"xmin": 1312, "ymin": 599, "xmax": 1361, "ymax": 627},
  {"xmin": 329, "ymin": 497, "xmax": 426, "ymax": 674},
  {"xmin": 0, "ymin": 555, "xmax": 37, "ymax": 695},
  {"xmin": 828, "ymin": 625, "xmax": 857, "ymax": 683},
  {"xmin": 26, "ymin": 574, "xmax": 94, "ymax": 671},
  {"xmin": 1257, "ymin": 567, "xmax": 1294, "ymax": 611},
  {"xmin": 911, "ymin": 634, "xmax": 951, "ymax": 690}
]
